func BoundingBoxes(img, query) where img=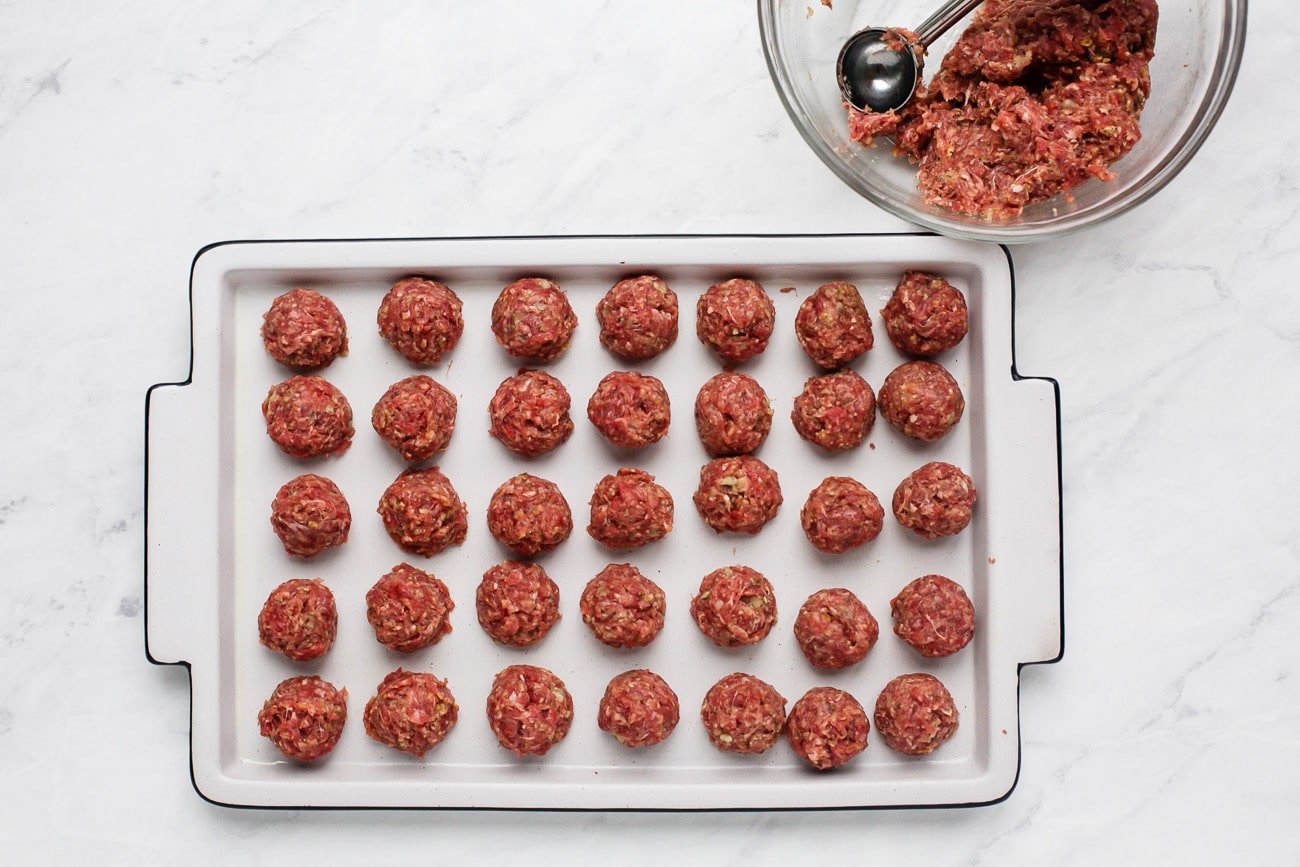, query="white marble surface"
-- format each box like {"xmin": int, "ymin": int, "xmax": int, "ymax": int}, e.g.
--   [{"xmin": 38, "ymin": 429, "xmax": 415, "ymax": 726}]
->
[{"xmin": 0, "ymin": 0, "xmax": 1293, "ymax": 863}]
